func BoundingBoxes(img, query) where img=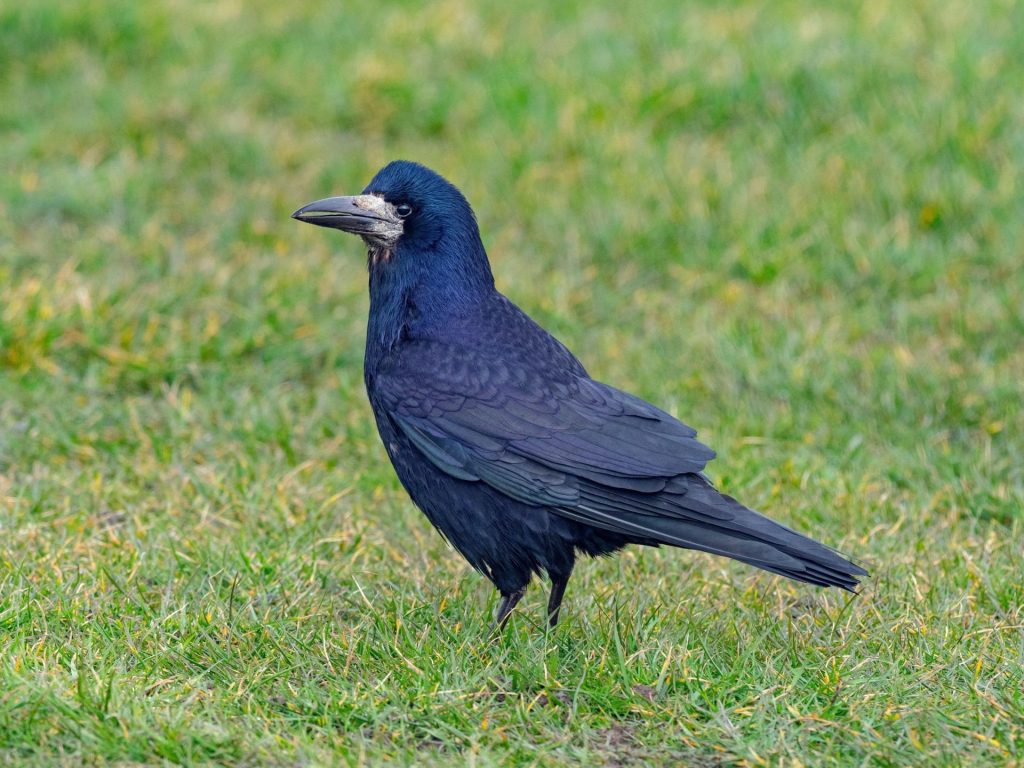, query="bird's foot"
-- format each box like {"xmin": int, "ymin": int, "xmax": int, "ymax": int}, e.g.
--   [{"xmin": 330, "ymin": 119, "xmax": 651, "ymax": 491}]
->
[{"xmin": 490, "ymin": 587, "xmax": 526, "ymax": 632}]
